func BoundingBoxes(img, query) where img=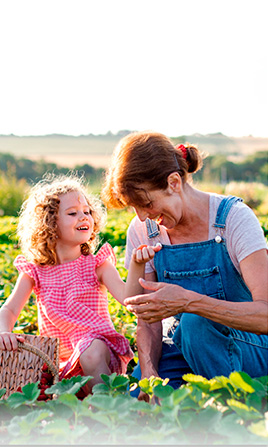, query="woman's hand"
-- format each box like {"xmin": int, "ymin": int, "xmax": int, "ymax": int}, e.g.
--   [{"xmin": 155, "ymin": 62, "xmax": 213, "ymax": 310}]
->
[
  {"xmin": 0, "ymin": 332, "xmax": 25, "ymax": 351},
  {"xmin": 132, "ymin": 243, "xmax": 162, "ymax": 264},
  {"xmin": 124, "ymin": 278, "xmax": 187, "ymax": 323}
]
